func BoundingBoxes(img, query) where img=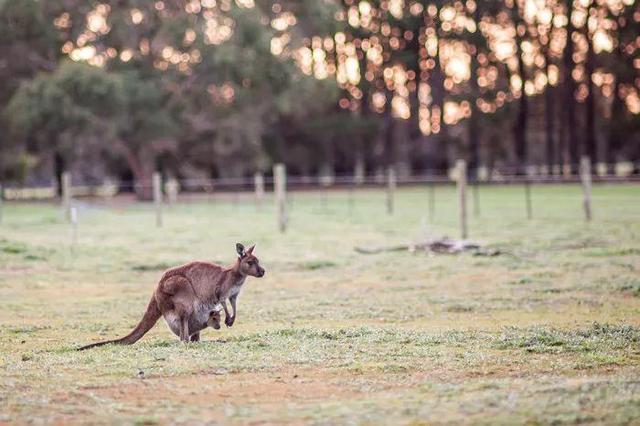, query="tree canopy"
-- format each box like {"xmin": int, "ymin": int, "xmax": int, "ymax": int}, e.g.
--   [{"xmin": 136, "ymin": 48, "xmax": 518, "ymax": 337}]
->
[{"xmin": 1, "ymin": 0, "xmax": 638, "ymax": 194}]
